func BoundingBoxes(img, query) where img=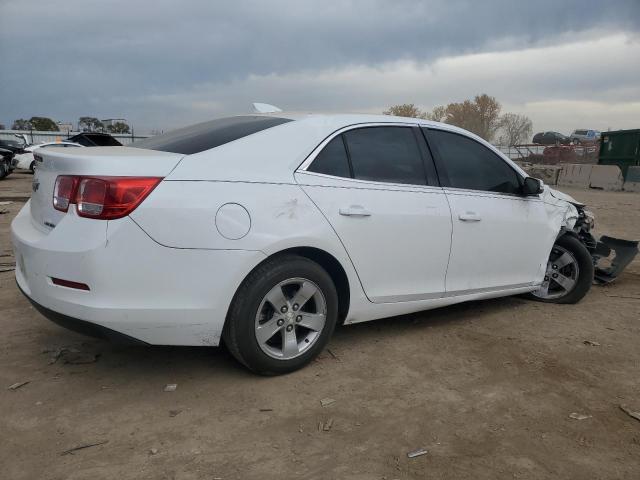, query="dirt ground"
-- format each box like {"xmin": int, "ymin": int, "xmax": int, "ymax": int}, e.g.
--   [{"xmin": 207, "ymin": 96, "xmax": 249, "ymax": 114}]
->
[{"xmin": 1, "ymin": 171, "xmax": 639, "ymax": 480}]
